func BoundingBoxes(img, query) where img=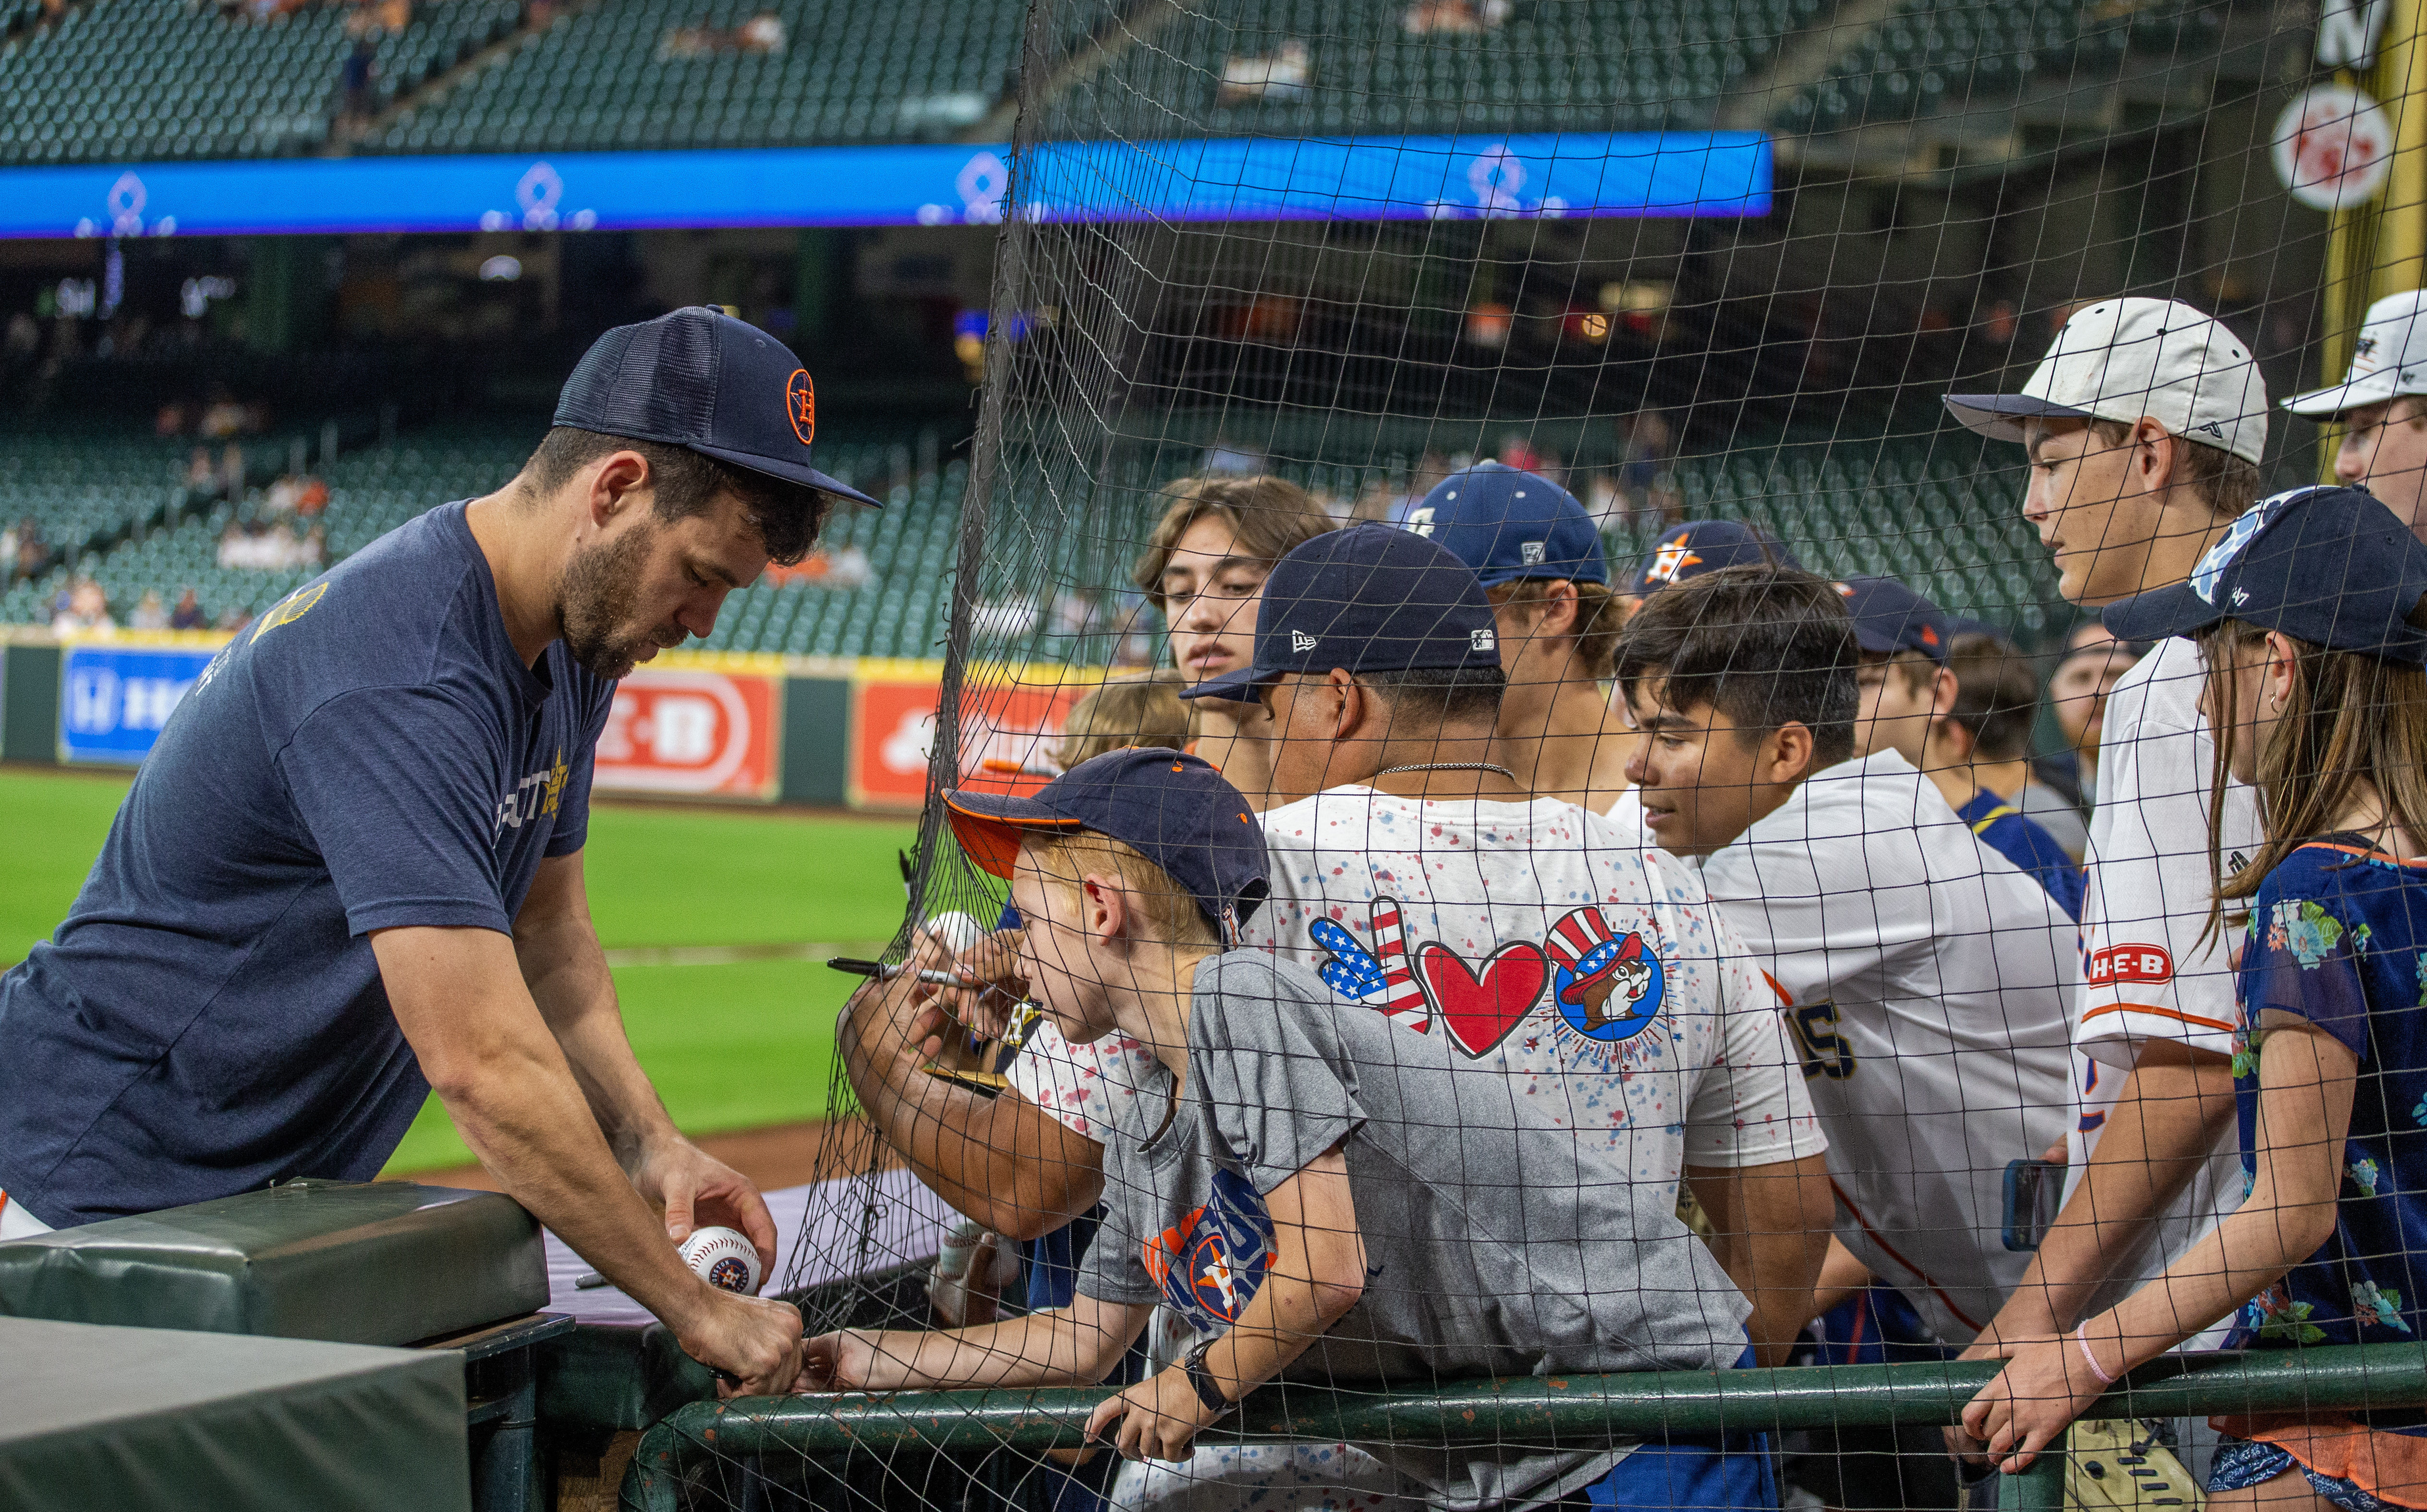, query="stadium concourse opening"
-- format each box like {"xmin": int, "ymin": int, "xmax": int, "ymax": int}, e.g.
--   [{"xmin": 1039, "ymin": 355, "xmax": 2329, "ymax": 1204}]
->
[{"xmin": 4, "ymin": 0, "xmax": 2427, "ymax": 1509}]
